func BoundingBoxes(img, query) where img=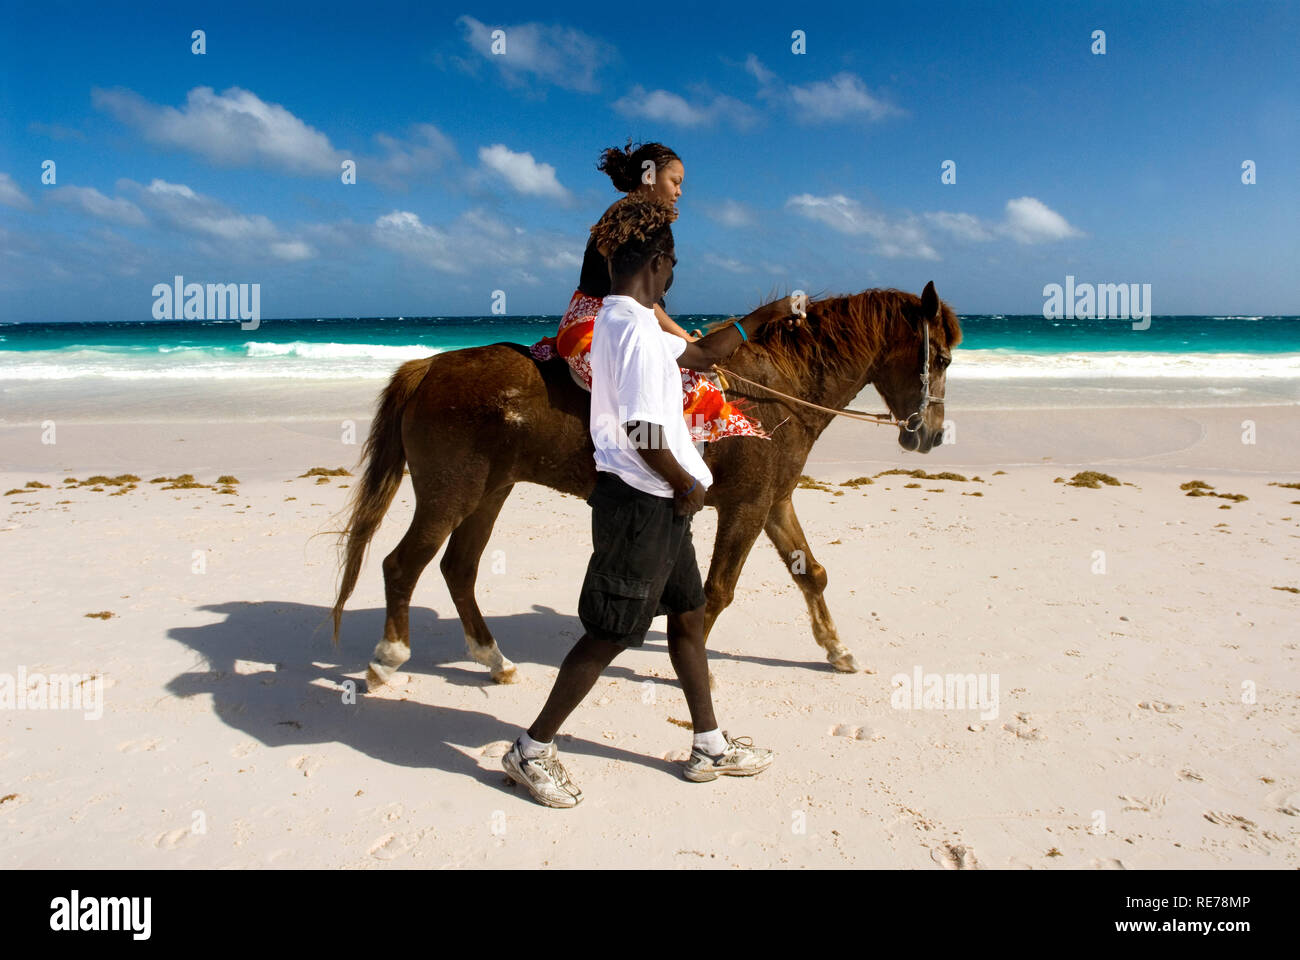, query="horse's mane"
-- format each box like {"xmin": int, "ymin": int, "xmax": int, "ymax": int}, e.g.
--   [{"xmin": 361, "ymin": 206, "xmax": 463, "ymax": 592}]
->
[{"xmin": 750, "ymin": 288, "xmax": 963, "ymax": 387}]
